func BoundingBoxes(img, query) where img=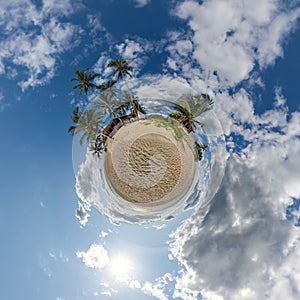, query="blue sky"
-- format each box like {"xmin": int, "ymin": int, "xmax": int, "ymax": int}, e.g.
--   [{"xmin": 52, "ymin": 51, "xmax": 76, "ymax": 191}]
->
[{"xmin": 1, "ymin": 0, "xmax": 300, "ymax": 299}]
